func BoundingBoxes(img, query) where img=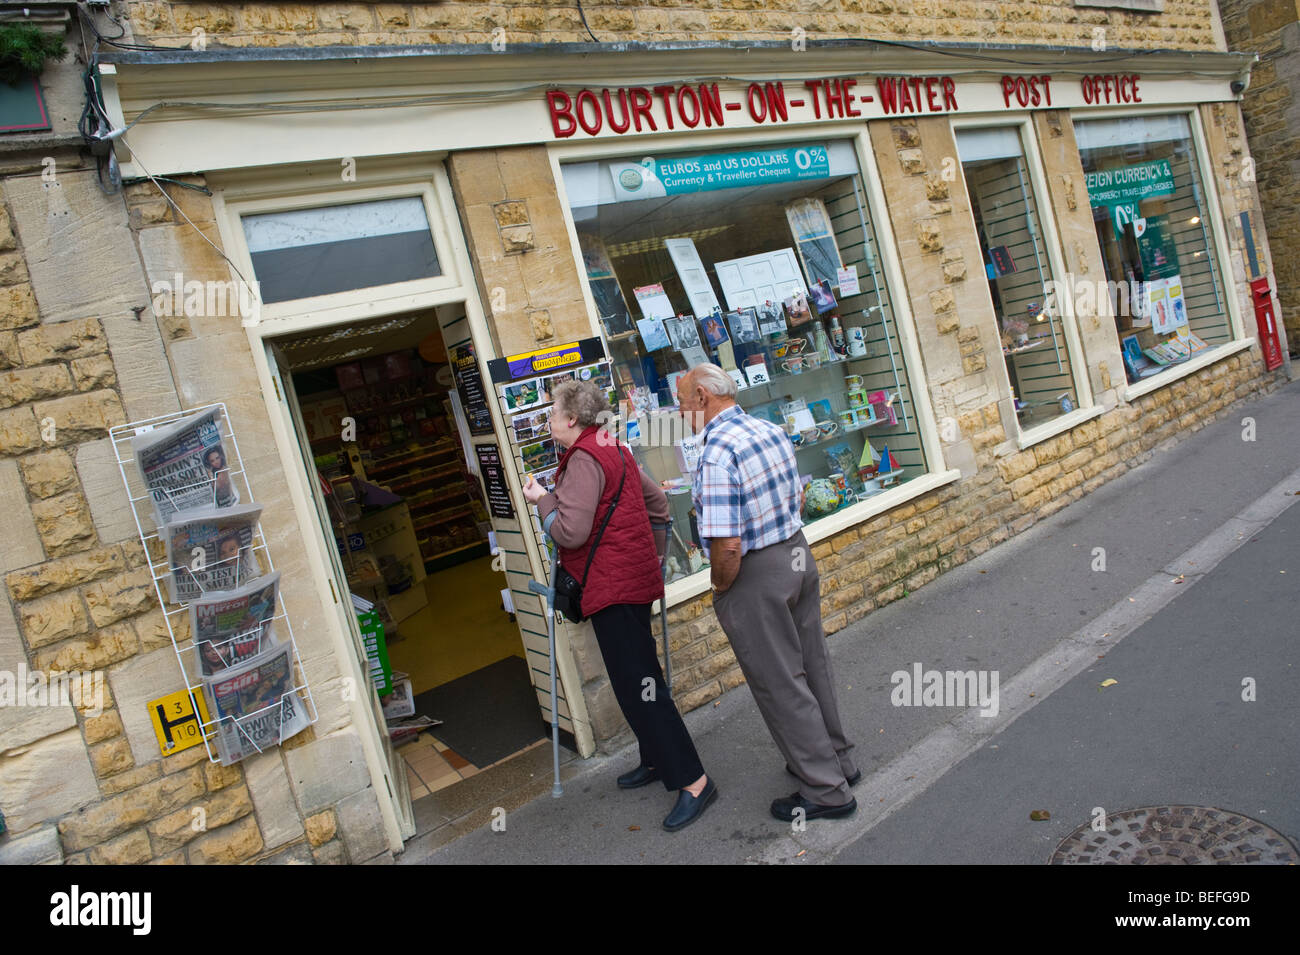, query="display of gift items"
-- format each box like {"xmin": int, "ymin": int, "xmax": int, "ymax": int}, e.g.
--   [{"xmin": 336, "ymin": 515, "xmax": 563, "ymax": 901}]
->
[
  {"xmin": 574, "ymin": 185, "xmax": 914, "ymax": 571},
  {"xmin": 299, "ymin": 350, "xmax": 492, "ymax": 630}
]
